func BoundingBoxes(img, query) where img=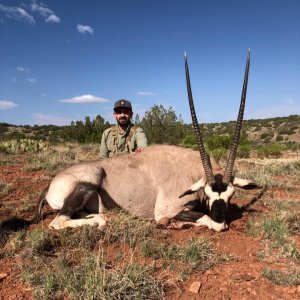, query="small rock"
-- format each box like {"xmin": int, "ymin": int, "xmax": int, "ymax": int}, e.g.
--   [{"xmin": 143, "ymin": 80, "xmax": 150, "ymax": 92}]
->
[
  {"xmin": 230, "ymin": 274, "xmax": 243, "ymax": 283},
  {"xmin": 189, "ymin": 281, "xmax": 202, "ymax": 294},
  {"xmin": 241, "ymin": 274, "xmax": 256, "ymax": 281},
  {"xmin": 297, "ymin": 285, "xmax": 300, "ymax": 293},
  {"xmin": 0, "ymin": 273, "xmax": 8, "ymax": 280},
  {"xmin": 287, "ymin": 287, "xmax": 296, "ymax": 294}
]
